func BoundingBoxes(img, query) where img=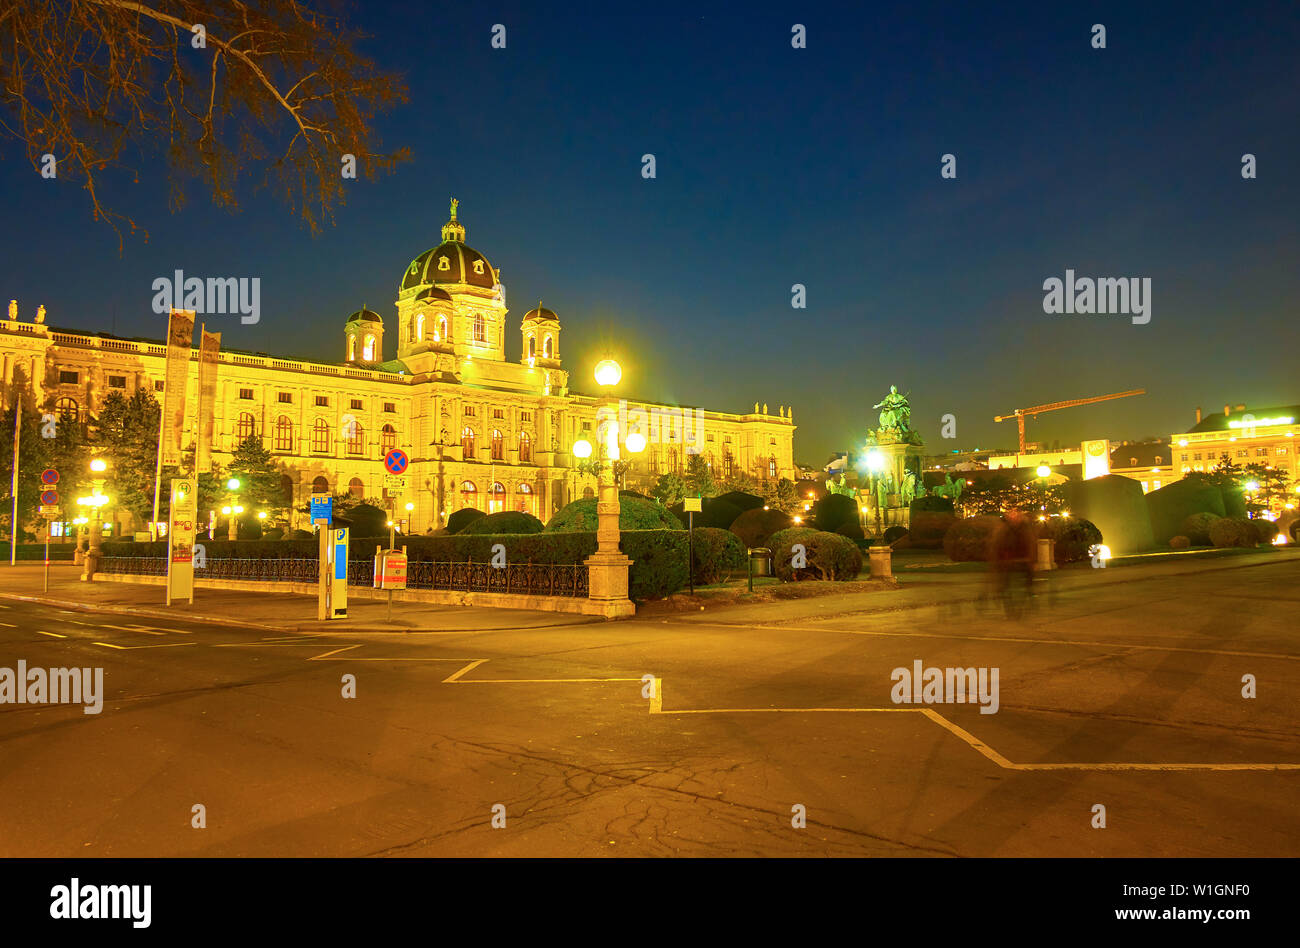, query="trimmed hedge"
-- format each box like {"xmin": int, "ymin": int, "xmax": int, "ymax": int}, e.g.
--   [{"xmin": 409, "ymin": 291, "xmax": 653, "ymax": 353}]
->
[
  {"xmin": 911, "ymin": 494, "xmax": 955, "ymax": 514},
  {"xmin": 883, "ymin": 525, "xmax": 909, "ymax": 545},
  {"xmin": 729, "ymin": 507, "xmax": 793, "ymax": 549},
  {"xmin": 1146, "ymin": 480, "xmax": 1226, "ymax": 545},
  {"xmin": 447, "ymin": 508, "xmax": 486, "ymax": 534},
  {"xmin": 1037, "ymin": 517, "xmax": 1103, "ymax": 564},
  {"xmin": 908, "ymin": 511, "xmax": 957, "ymax": 549},
  {"xmin": 1180, "ymin": 512, "xmax": 1222, "ymax": 546},
  {"xmin": 835, "ymin": 519, "xmax": 865, "ymax": 540},
  {"xmin": 460, "ymin": 511, "xmax": 544, "ymax": 535},
  {"xmin": 812, "ymin": 493, "xmax": 859, "ymax": 533},
  {"xmin": 943, "ymin": 515, "xmax": 1003, "ymax": 562},
  {"xmin": 1169, "ymin": 535, "xmax": 1191, "ymax": 550},
  {"xmin": 770, "ymin": 527, "xmax": 861, "ymax": 581},
  {"xmin": 1250, "ymin": 519, "xmax": 1280, "ymax": 544},
  {"xmin": 548, "ymin": 496, "xmax": 682, "ymax": 532},
  {"xmin": 1209, "ymin": 517, "xmax": 1256, "ymax": 548},
  {"xmin": 713, "ymin": 491, "xmax": 765, "ymax": 513},
  {"xmin": 690, "ymin": 527, "xmax": 747, "ymax": 584}
]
